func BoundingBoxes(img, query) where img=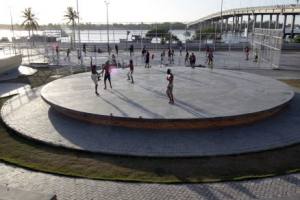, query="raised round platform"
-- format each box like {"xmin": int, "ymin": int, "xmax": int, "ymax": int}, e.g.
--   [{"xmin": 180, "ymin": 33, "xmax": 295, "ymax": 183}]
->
[
  {"xmin": 1, "ymin": 88, "xmax": 300, "ymax": 157},
  {"xmin": 41, "ymin": 67, "xmax": 294, "ymax": 129}
]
